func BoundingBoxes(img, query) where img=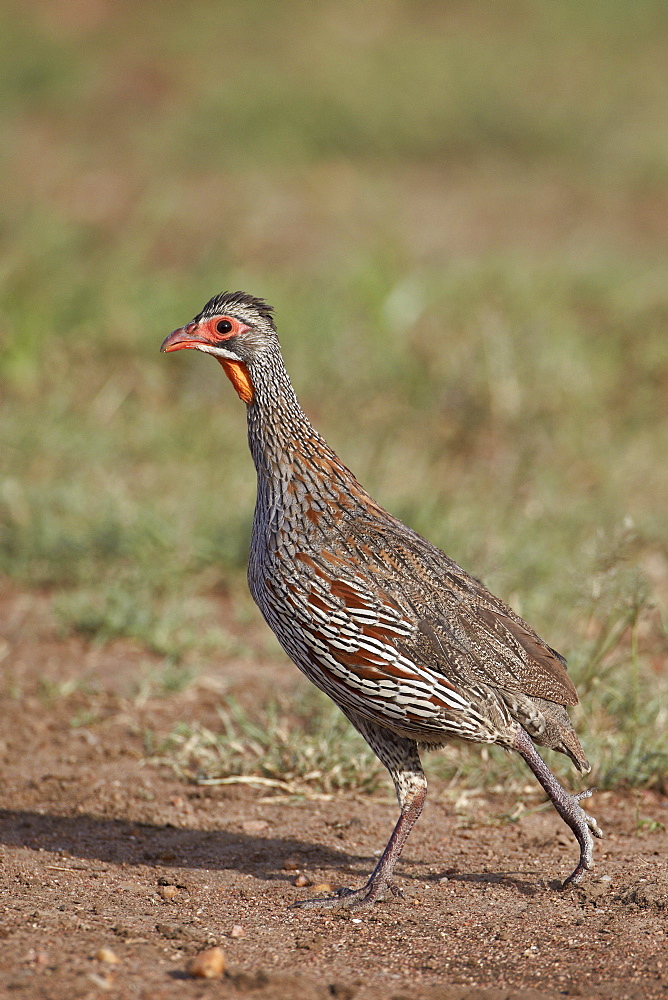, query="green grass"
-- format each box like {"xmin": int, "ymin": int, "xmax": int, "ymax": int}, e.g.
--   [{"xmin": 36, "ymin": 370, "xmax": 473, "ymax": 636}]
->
[
  {"xmin": 1, "ymin": 0, "xmax": 667, "ymax": 792},
  {"xmin": 150, "ymin": 692, "xmax": 383, "ymax": 798}
]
